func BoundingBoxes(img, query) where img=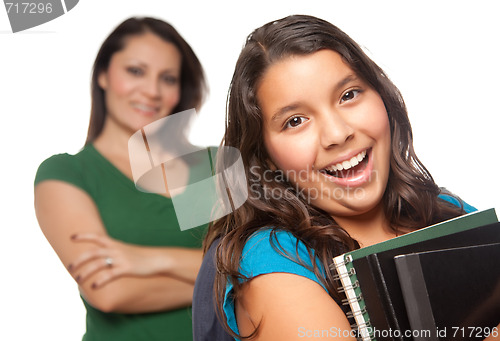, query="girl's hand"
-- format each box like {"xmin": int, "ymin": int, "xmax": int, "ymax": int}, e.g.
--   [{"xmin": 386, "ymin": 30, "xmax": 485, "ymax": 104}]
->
[{"xmin": 67, "ymin": 233, "xmax": 163, "ymax": 289}]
